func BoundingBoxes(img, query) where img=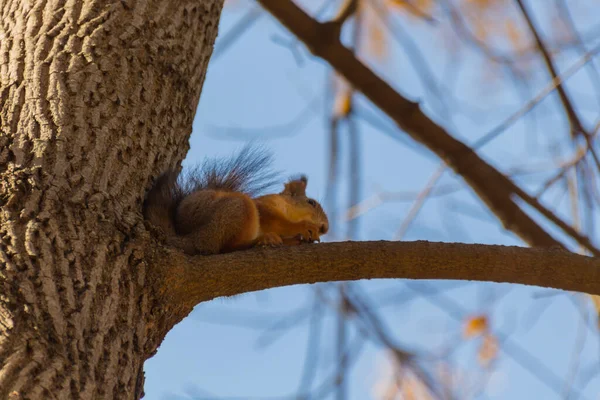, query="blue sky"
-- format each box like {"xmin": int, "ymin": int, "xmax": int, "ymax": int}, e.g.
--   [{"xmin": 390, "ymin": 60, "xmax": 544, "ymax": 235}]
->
[{"xmin": 143, "ymin": 1, "xmax": 600, "ymax": 399}]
